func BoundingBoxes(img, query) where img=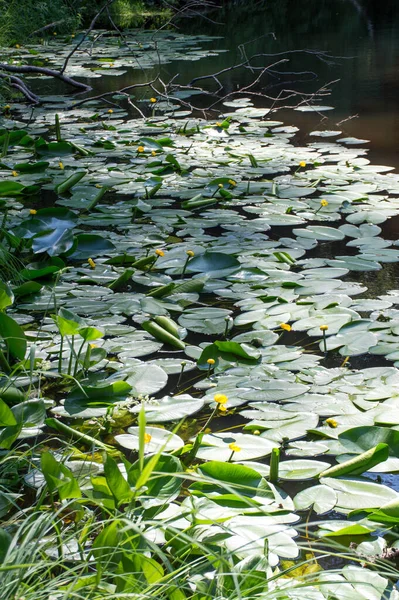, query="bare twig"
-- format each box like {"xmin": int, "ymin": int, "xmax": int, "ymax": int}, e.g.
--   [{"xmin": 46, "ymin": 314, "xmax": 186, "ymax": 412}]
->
[
  {"xmin": 60, "ymin": 0, "xmax": 116, "ymax": 75},
  {"xmin": 70, "ymin": 78, "xmax": 159, "ymax": 109},
  {"xmin": 28, "ymin": 20, "xmax": 67, "ymax": 38}
]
